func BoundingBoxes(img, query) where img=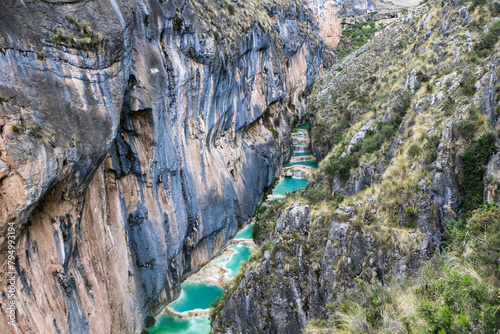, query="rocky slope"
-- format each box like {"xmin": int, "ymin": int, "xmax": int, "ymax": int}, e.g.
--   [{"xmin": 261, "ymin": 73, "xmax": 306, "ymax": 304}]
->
[
  {"xmin": 212, "ymin": 0, "xmax": 500, "ymax": 332},
  {"xmin": 0, "ymin": 0, "xmax": 328, "ymax": 333}
]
